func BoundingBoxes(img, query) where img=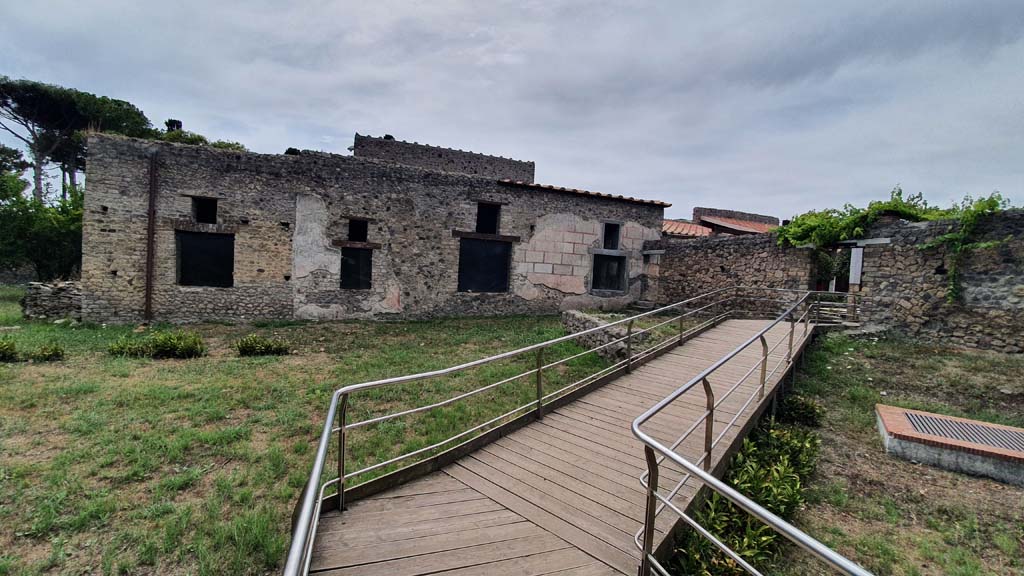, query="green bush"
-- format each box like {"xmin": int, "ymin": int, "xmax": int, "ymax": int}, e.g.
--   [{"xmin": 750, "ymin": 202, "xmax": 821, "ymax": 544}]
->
[
  {"xmin": 670, "ymin": 422, "xmax": 820, "ymax": 575},
  {"xmin": 108, "ymin": 331, "xmax": 206, "ymax": 359},
  {"xmin": 0, "ymin": 336, "xmax": 17, "ymax": 362},
  {"xmin": 778, "ymin": 393, "xmax": 824, "ymax": 428},
  {"xmin": 235, "ymin": 334, "xmax": 291, "ymax": 357},
  {"xmin": 24, "ymin": 342, "xmax": 65, "ymax": 362}
]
